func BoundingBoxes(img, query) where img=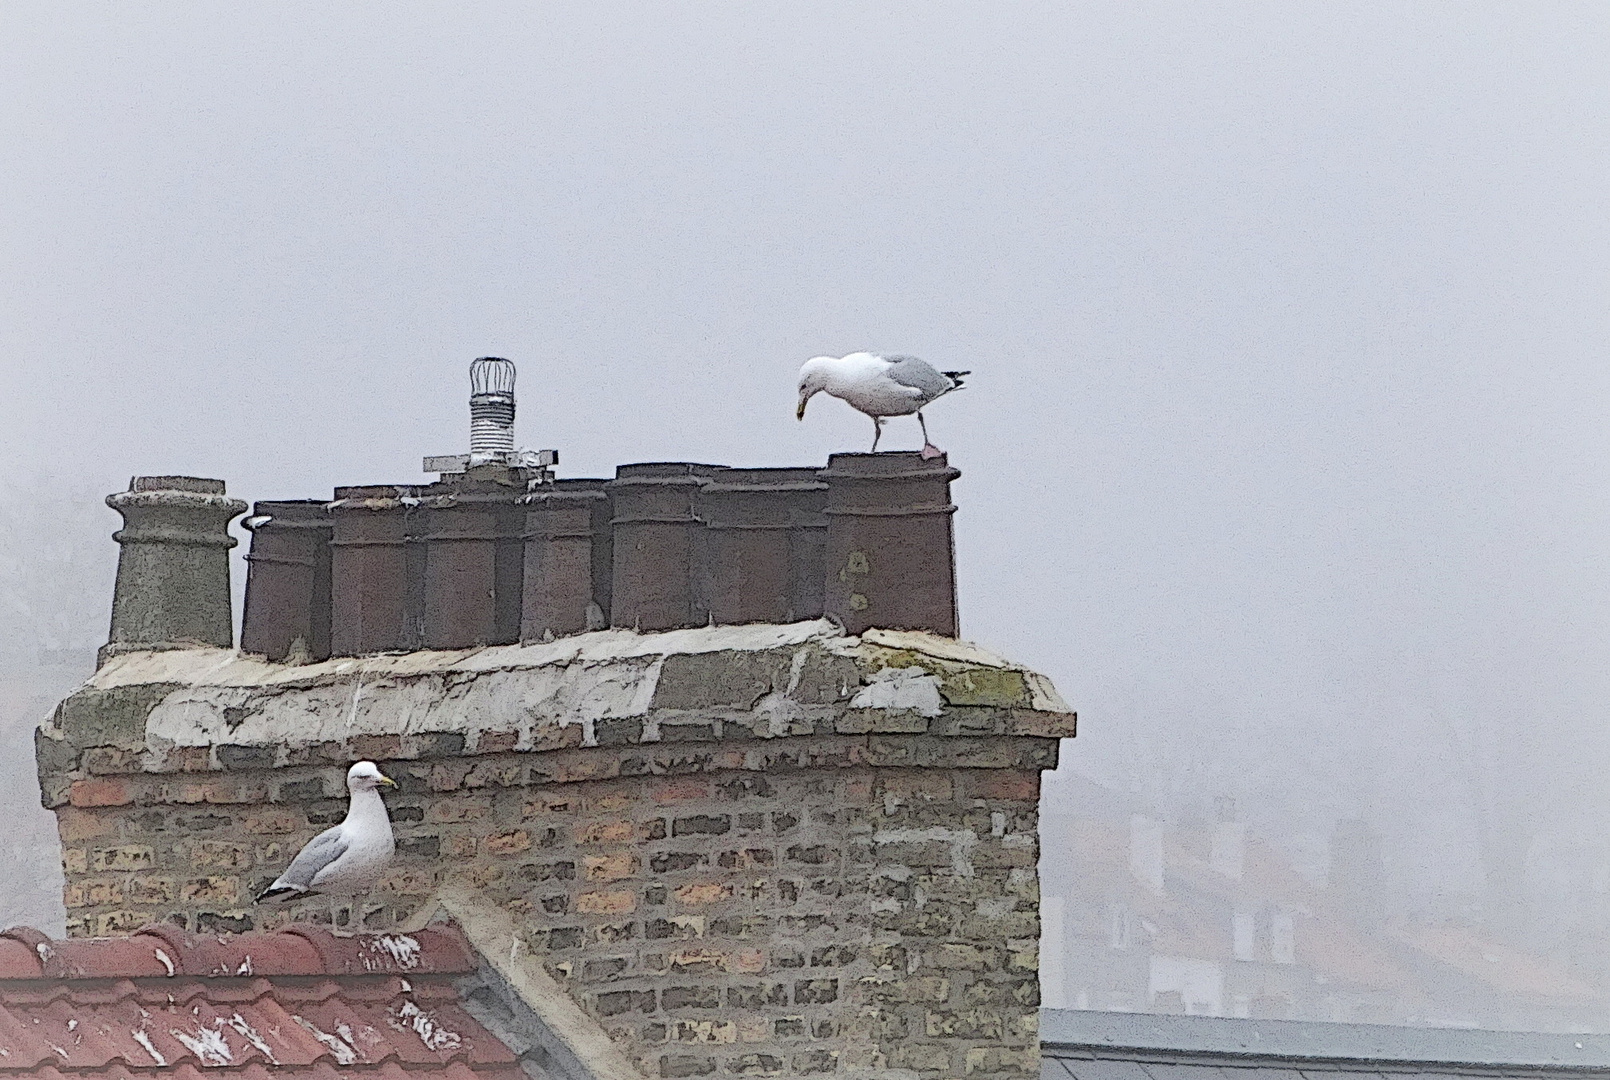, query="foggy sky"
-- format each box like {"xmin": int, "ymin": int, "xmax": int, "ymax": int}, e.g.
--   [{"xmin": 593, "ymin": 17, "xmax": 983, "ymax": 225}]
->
[{"xmin": 5, "ymin": 3, "xmax": 1610, "ymax": 920}]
